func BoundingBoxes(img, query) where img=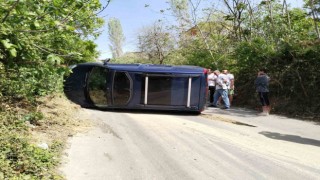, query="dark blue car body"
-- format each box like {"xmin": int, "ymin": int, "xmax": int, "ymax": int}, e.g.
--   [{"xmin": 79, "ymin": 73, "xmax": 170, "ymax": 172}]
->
[{"xmin": 64, "ymin": 62, "xmax": 208, "ymax": 113}]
